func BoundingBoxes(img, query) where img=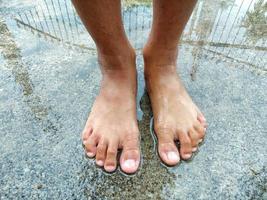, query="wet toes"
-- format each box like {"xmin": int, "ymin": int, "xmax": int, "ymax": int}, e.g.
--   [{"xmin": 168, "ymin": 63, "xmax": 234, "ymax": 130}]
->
[
  {"xmin": 120, "ymin": 150, "xmax": 140, "ymax": 174},
  {"xmin": 178, "ymin": 132, "xmax": 193, "ymax": 160},
  {"xmin": 194, "ymin": 121, "xmax": 206, "ymax": 141},
  {"xmin": 95, "ymin": 140, "xmax": 107, "ymax": 167},
  {"xmin": 196, "ymin": 109, "xmax": 207, "ymax": 128},
  {"xmin": 104, "ymin": 141, "xmax": 119, "ymax": 173},
  {"xmin": 120, "ymin": 136, "xmax": 140, "ymax": 174},
  {"xmin": 158, "ymin": 143, "xmax": 180, "ymax": 166},
  {"xmin": 84, "ymin": 133, "xmax": 98, "ymax": 158},
  {"xmin": 189, "ymin": 129, "xmax": 200, "ymax": 150},
  {"xmin": 156, "ymin": 129, "xmax": 180, "ymax": 166},
  {"xmin": 197, "ymin": 114, "xmax": 207, "ymax": 128},
  {"xmin": 82, "ymin": 125, "xmax": 93, "ymax": 143},
  {"xmin": 187, "ymin": 121, "xmax": 206, "ymax": 153}
]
